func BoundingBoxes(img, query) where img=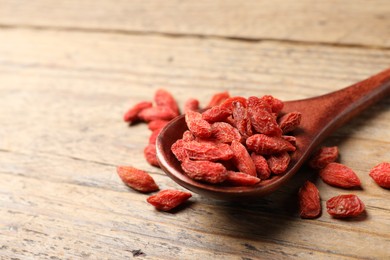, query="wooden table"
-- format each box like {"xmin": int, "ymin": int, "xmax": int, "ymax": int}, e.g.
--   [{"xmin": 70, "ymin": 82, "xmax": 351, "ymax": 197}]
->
[{"xmin": 1, "ymin": 1, "xmax": 389, "ymax": 259}]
